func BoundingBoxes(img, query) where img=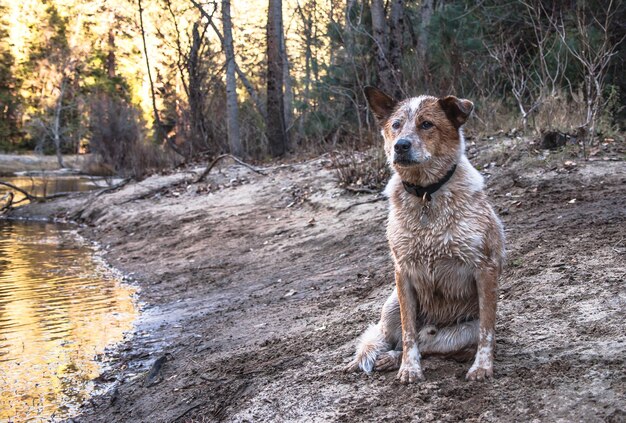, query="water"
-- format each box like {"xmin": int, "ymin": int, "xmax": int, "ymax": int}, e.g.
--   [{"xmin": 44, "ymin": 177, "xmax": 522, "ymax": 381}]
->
[
  {"xmin": 0, "ymin": 175, "xmax": 116, "ymax": 206},
  {"xmin": 0, "ymin": 221, "xmax": 137, "ymax": 421}
]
